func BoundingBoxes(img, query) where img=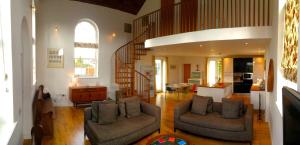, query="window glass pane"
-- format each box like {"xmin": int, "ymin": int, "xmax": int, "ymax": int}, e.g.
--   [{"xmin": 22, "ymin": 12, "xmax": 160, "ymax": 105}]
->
[
  {"xmin": 74, "ymin": 20, "xmax": 98, "ymax": 77},
  {"xmin": 75, "ymin": 21, "xmax": 97, "ymax": 43},
  {"xmin": 74, "ymin": 47, "xmax": 97, "ymax": 59},
  {"xmin": 208, "ymin": 60, "xmax": 216, "ymax": 85}
]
